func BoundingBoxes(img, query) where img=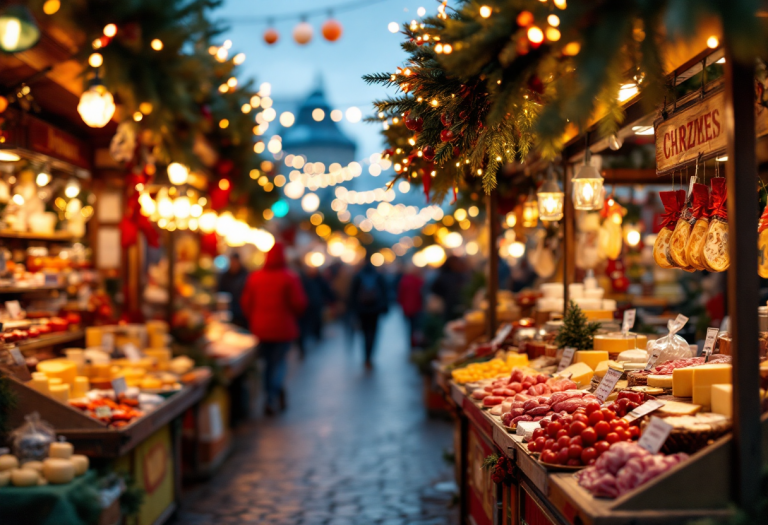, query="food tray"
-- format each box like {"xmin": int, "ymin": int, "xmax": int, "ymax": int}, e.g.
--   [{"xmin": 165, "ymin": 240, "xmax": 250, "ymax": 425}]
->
[{"xmin": 538, "ymin": 460, "xmax": 585, "ymax": 472}]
